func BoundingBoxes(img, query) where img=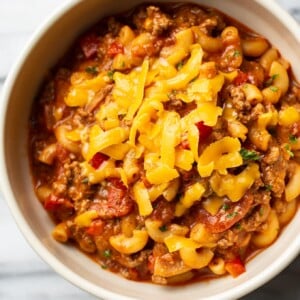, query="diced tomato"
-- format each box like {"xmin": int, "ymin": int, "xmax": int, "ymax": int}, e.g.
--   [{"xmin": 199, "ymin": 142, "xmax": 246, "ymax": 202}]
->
[
  {"xmin": 89, "ymin": 152, "xmax": 109, "ymax": 169},
  {"xmin": 44, "ymin": 195, "xmax": 60, "ymax": 211},
  {"xmin": 107, "ymin": 41, "xmax": 124, "ymax": 57},
  {"xmin": 109, "ymin": 177, "xmax": 126, "ymax": 190},
  {"xmin": 86, "ymin": 219, "xmax": 105, "ymax": 236},
  {"xmin": 233, "ymin": 71, "xmax": 249, "ymax": 86},
  {"xmin": 225, "ymin": 257, "xmax": 246, "ymax": 278},
  {"xmin": 195, "ymin": 121, "xmax": 213, "ymax": 141},
  {"xmin": 80, "ymin": 33, "xmax": 99, "ymax": 59},
  {"xmin": 44, "ymin": 194, "xmax": 74, "ymax": 212}
]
